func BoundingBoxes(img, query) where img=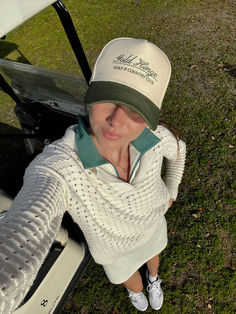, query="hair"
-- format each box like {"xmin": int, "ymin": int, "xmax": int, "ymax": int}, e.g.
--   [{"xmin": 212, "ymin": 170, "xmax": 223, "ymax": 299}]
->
[
  {"xmin": 159, "ymin": 121, "xmax": 180, "ymax": 160},
  {"xmin": 158, "ymin": 121, "xmax": 180, "ymax": 141},
  {"xmin": 142, "ymin": 121, "xmax": 180, "ymax": 160}
]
